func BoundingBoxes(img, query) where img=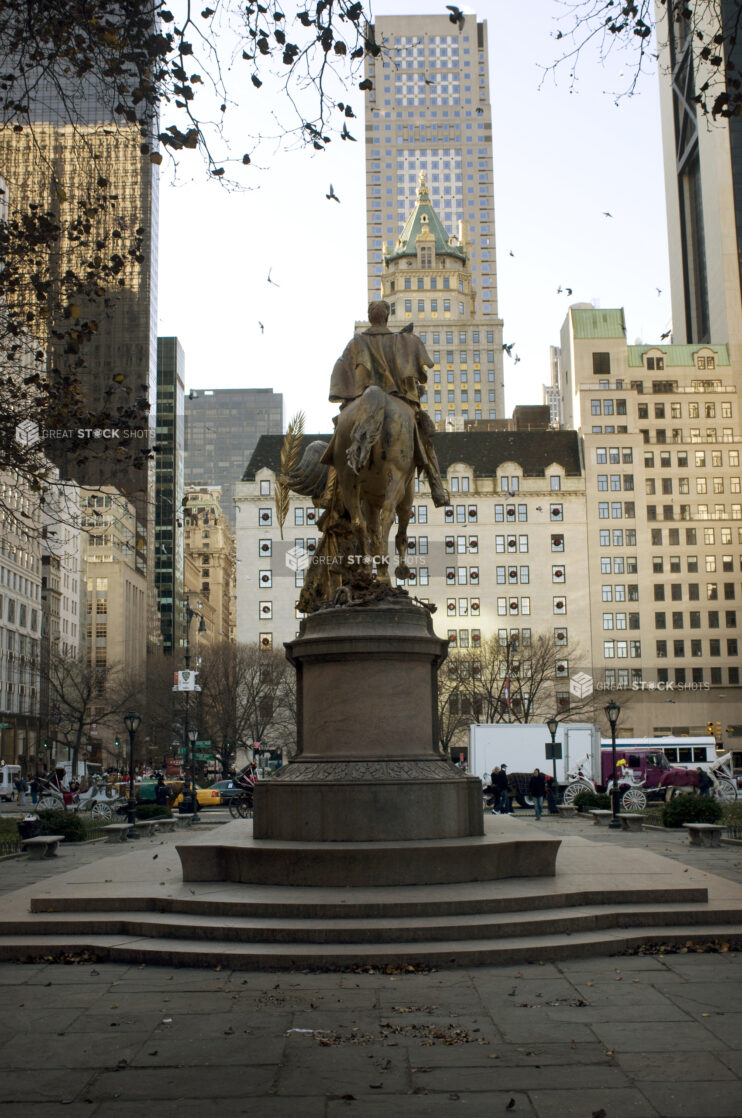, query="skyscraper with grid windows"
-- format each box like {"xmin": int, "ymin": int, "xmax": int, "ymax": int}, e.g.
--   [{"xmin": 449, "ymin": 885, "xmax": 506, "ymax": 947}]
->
[
  {"xmin": 364, "ymin": 14, "xmax": 500, "ymax": 312},
  {"xmin": 363, "ymin": 11, "xmax": 504, "ymax": 422}
]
